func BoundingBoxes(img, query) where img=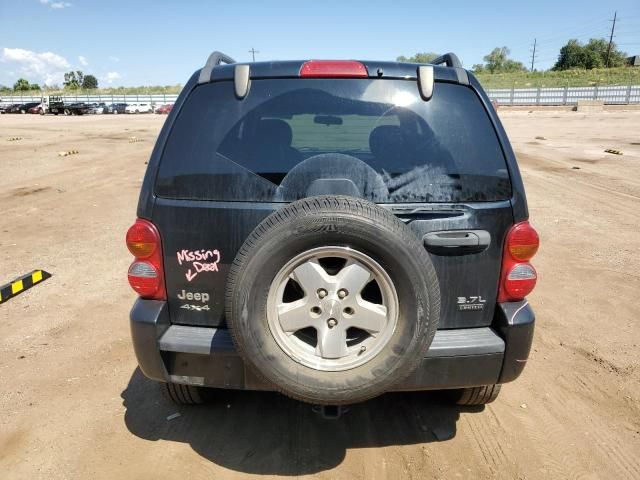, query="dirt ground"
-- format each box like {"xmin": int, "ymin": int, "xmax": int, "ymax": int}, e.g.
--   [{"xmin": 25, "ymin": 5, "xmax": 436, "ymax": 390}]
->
[{"xmin": 0, "ymin": 110, "xmax": 639, "ymax": 479}]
